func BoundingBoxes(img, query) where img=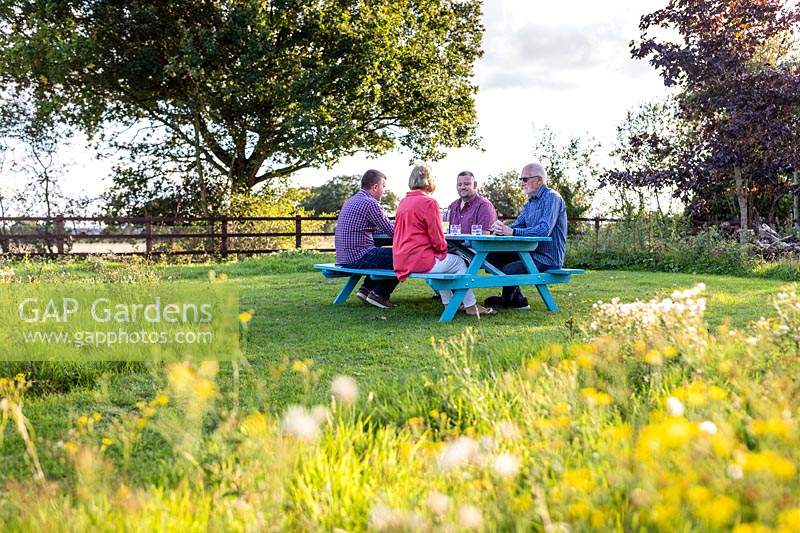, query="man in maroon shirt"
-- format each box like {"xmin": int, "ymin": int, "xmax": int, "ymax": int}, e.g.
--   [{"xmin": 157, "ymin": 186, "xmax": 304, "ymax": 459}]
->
[{"xmin": 446, "ymin": 171, "xmax": 498, "ymax": 234}]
